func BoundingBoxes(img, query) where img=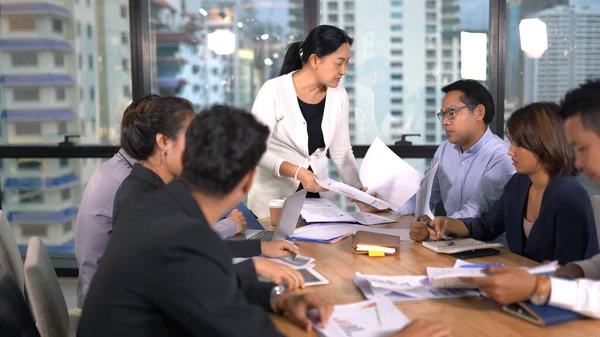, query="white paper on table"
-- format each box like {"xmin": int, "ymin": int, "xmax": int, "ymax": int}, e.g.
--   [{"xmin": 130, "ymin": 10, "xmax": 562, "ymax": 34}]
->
[
  {"xmin": 316, "ymin": 178, "xmax": 396, "ymax": 210},
  {"xmin": 310, "ymin": 297, "xmax": 410, "ymax": 337},
  {"xmin": 360, "ymin": 137, "xmax": 424, "ymax": 211},
  {"xmin": 301, "ymin": 199, "xmax": 356, "ymax": 223},
  {"xmin": 352, "ymin": 226, "xmax": 412, "ymax": 242},
  {"xmin": 349, "ymin": 212, "xmax": 396, "ymax": 225},
  {"xmin": 415, "ymin": 162, "xmax": 439, "ymax": 220},
  {"xmin": 426, "ymin": 267, "xmax": 486, "ymax": 288},
  {"xmin": 524, "ymin": 261, "xmax": 559, "ymax": 275},
  {"xmin": 290, "ymin": 223, "xmax": 356, "ymax": 240},
  {"xmin": 452, "ymin": 259, "xmax": 476, "ymax": 268}
]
